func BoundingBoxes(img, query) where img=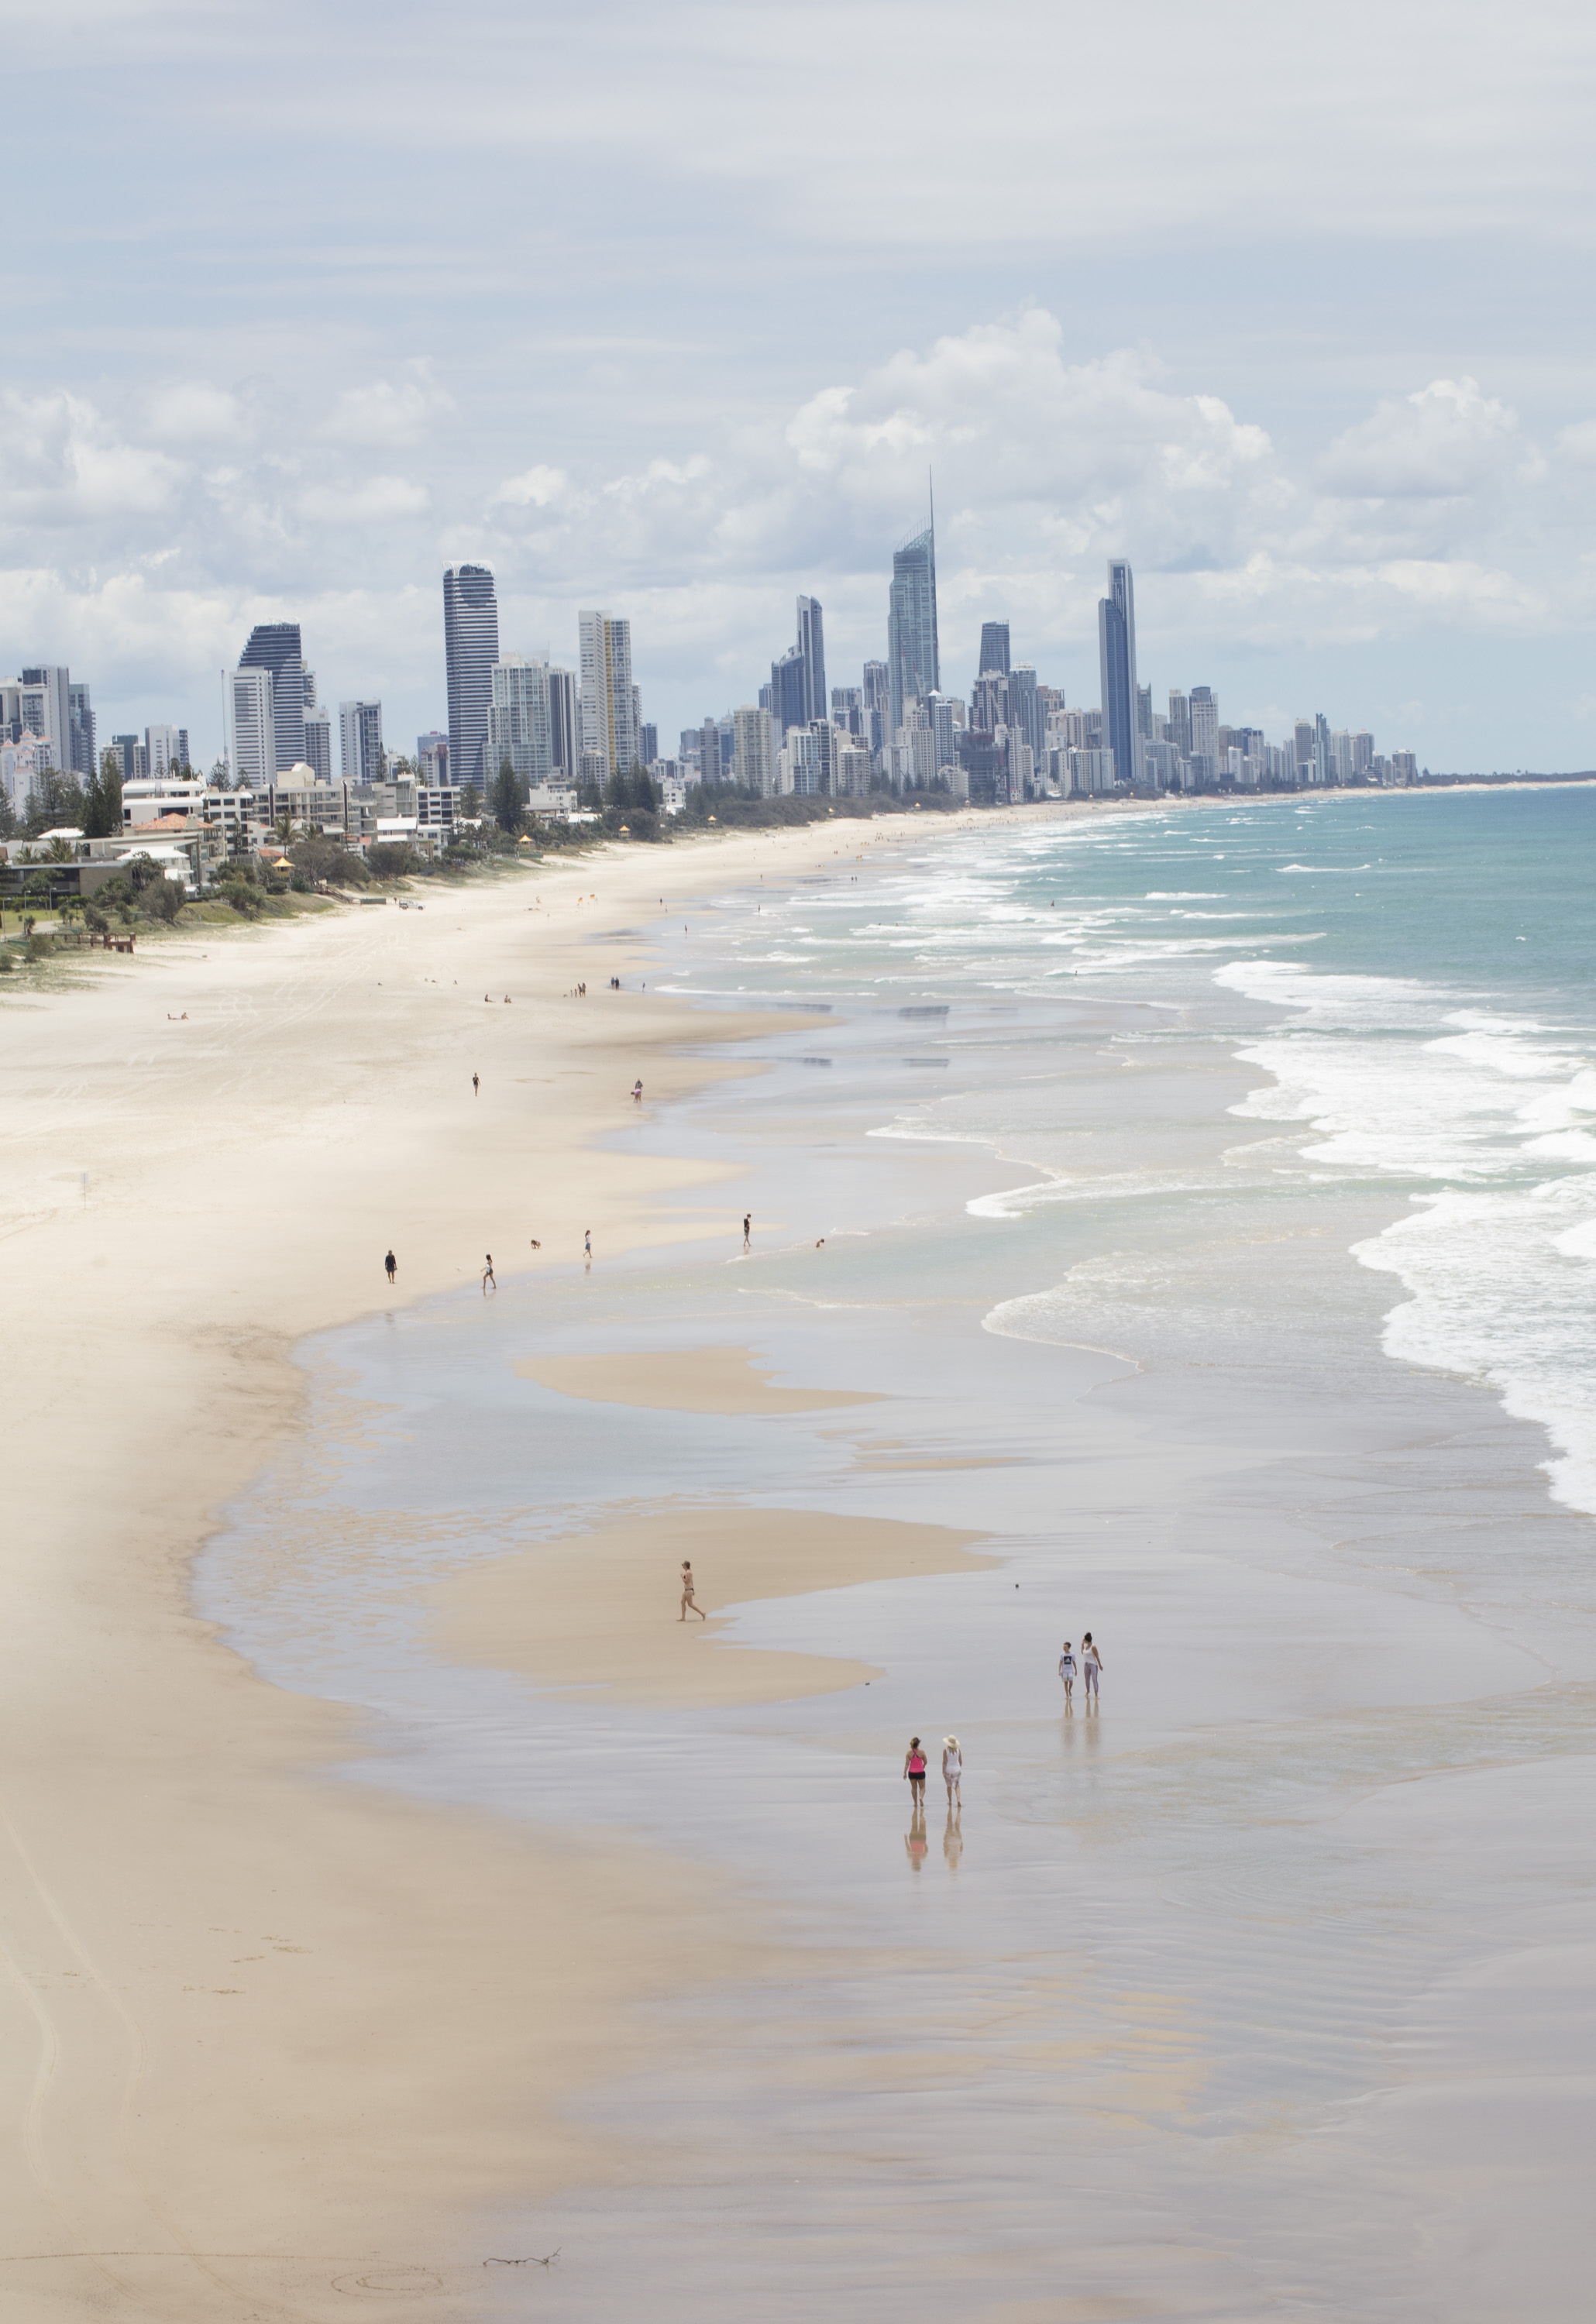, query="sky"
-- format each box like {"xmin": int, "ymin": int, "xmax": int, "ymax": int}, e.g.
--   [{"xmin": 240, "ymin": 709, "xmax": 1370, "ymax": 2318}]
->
[{"xmin": 5, "ymin": 0, "xmax": 1596, "ymax": 772}]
